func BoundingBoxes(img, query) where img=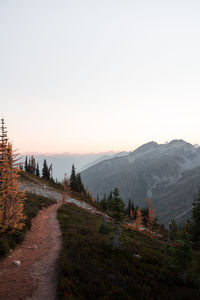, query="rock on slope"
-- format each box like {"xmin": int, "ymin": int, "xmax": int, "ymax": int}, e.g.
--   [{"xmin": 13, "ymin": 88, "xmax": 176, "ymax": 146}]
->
[
  {"xmin": 81, "ymin": 140, "xmax": 200, "ymax": 224},
  {"xmin": 19, "ymin": 181, "xmax": 62, "ymax": 201}
]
